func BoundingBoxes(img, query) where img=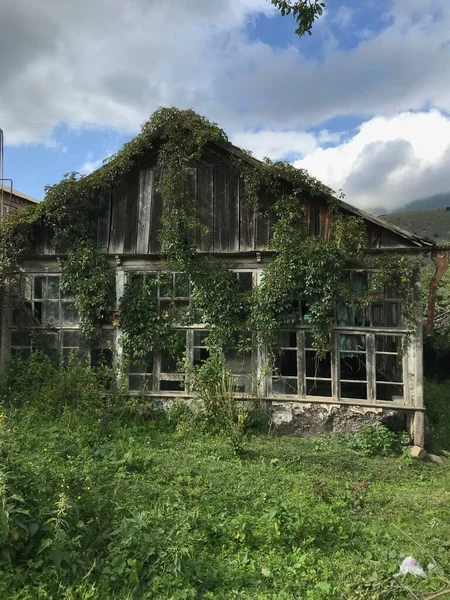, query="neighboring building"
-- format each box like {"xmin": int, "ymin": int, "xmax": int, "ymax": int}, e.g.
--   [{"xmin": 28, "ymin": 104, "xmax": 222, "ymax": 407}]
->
[
  {"xmin": 3, "ymin": 132, "xmax": 434, "ymax": 445},
  {"xmin": 0, "ymin": 185, "xmax": 39, "ymax": 216}
]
